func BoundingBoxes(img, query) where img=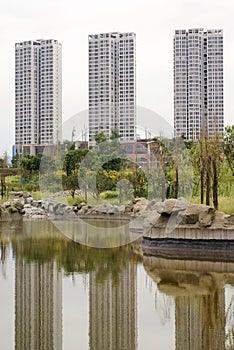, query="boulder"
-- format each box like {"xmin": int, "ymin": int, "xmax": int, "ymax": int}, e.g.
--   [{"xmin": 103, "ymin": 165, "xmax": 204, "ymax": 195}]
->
[
  {"xmin": 53, "ymin": 203, "xmax": 68, "ymax": 215},
  {"xmin": 90, "ymin": 210, "xmax": 97, "ymax": 215},
  {"xmin": 77, "ymin": 202, "xmax": 87, "ymax": 210},
  {"xmin": 155, "ymin": 197, "xmax": 189, "ymax": 216},
  {"xmin": 155, "ymin": 199, "xmax": 177, "ymax": 215},
  {"xmin": 142, "ymin": 211, "xmax": 160, "ymax": 232},
  {"xmin": 106, "ymin": 205, "xmax": 120, "ymax": 215},
  {"xmin": 90, "ymin": 203, "xmax": 120, "ymax": 215},
  {"xmin": 133, "ymin": 198, "xmax": 149, "ymax": 215},
  {"xmin": 199, "ymin": 207, "xmax": 215, "ymax": 227},
  {"xmin": 118, "ymin": 205, "xmax": 126, "ymax": 214},
  {"xmin": 132, "ymin": 197, "xmax": 146, "ymax": 204},
  {"xmin": 63, "ymin": 205, "xmax": 74, "ymax": 214},
  {"xmin": 23, "ymin": 206, "xmax": 46, "ymax": 218},
  {"xmin": 145, "ymin": 200, "xmax": 158, "ymax": 212},
  {"xmin": 124, "ymin": 204, "xmax": 134, "ymax": 213},
  {"xmin": 22, "ymin": 191, "xmax": 32, "ymax": 199},
  {"xmin": 12, "ymin": 197, "xmax": 25, "ymax": 205},
  {"xmin": 78, "ymin": 205, "xmax": 89, "ymax": 214},
  {"xmin": 35, "ymin": 200, "xmax": 43, "ymax": 208},
  {"xmin": 24, "ymin": 204, "xmax": 32, "ymax": 208},
  {"xmin": 226, "ymin": 214, "xmax": 234, "ymax": 226},
  {"xmin": 72, "ymin": 206, "xmax": 78, "ymax": 213},
  {"xmin": 182, "ymin": 204, "xmax": 216, "ymax": 227},
  {"xmin": 25, "ymin": 197, "xmax": 34, "ymax": 205},
  {"xmin": 9, "ymin": 191, "xmax": 23, "ymax": 197},
  {"xmin": 48, "ymin": 203, "xmax": 55, "ymax": 214},
  {"xmin": 13, "ymin": 201, "xmax": 24, "ymax": 211},
  {"xmin": 91, "ymin": 204, "xmax": 108, "ymax": 214},
  {"xmin": 2, "ymin": 201, "xmax": 11, "ymax": 209}
]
